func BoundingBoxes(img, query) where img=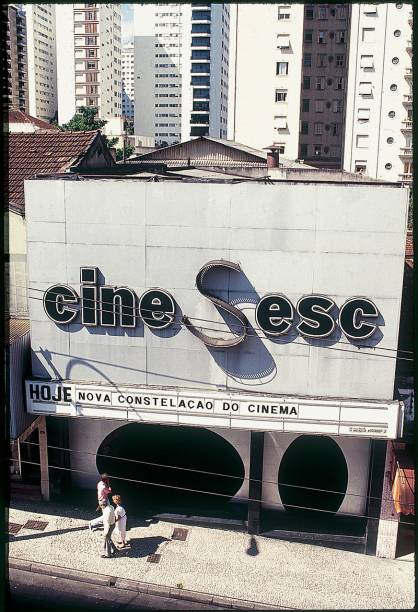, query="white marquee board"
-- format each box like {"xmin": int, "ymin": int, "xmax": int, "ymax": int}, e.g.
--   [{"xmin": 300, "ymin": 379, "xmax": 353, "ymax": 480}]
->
[{"xmin": 26, "ymin": 379, "xmax": 404, "ymax": 439}]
